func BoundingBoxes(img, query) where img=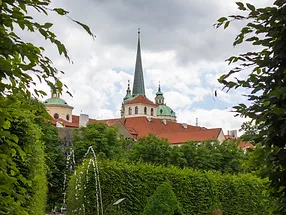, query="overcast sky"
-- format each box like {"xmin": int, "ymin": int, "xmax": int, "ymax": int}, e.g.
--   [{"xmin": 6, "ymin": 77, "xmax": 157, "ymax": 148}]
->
[{"xmin": 28, "ymin": 0, "xmax": 270, "ymax": 134}]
